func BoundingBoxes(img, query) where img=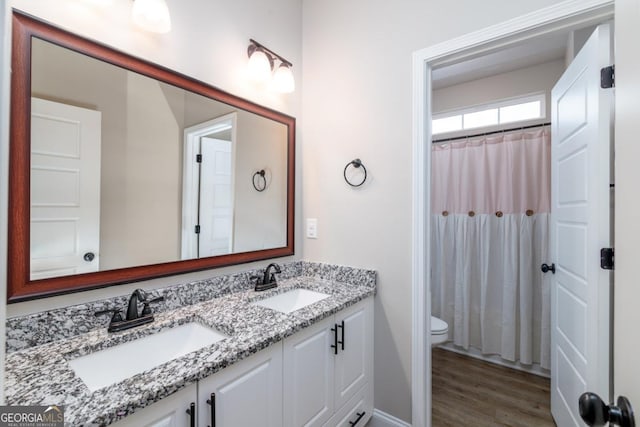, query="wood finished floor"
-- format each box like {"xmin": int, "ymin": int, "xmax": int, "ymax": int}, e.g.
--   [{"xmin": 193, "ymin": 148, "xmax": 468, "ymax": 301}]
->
[{"xmin": 432, "ymin": 348, "xmax": 556, "ymax": 427}]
